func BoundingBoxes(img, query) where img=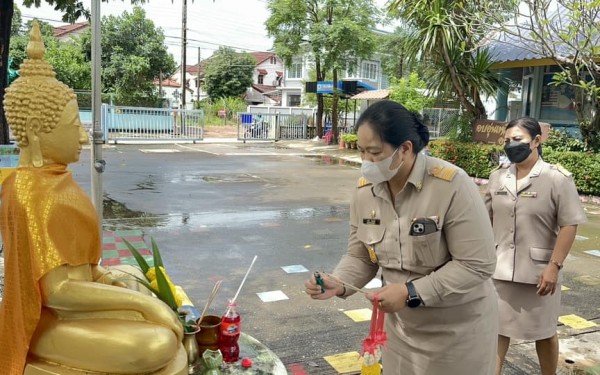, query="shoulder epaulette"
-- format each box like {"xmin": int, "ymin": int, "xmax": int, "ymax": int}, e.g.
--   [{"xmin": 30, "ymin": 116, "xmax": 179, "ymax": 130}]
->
[
  {"xmin": 552, "ymin": 163, "xmax": 572, "ymax": 177},
  {"xmin": 357, "ymin": 177, "xmax": 372, "ymax": 188},
  {"xmin": 429, "ymin": 165, "xmax": 458, "ymax": 182}
]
